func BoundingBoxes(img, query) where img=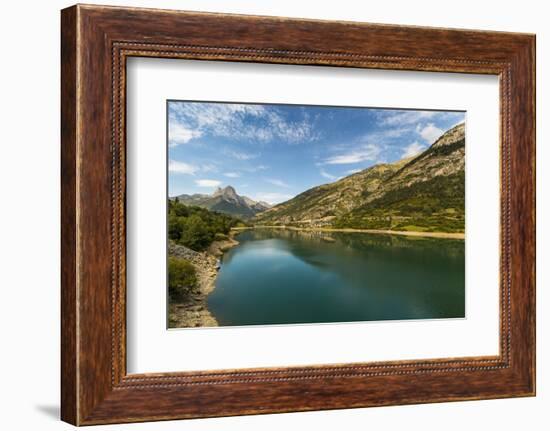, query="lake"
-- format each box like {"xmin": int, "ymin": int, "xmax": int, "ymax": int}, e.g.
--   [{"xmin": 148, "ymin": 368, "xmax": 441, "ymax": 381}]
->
[{"xmin": 207, "ymin": 229, "xmax": 465, "ymax": 327}]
